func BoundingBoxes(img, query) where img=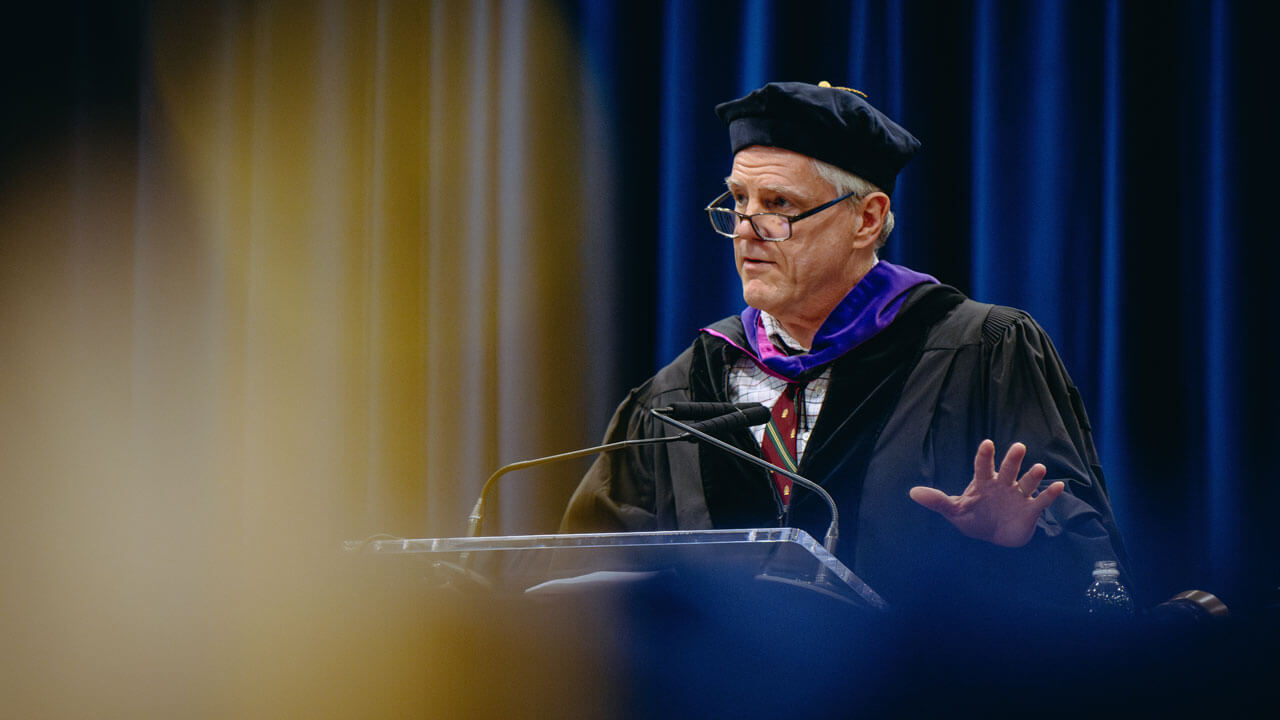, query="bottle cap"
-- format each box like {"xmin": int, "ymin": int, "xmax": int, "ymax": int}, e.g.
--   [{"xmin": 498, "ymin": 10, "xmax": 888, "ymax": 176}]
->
[{"xmin": 1092, "ymin": 559, "xmax": 1120, "ymax": 579}]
